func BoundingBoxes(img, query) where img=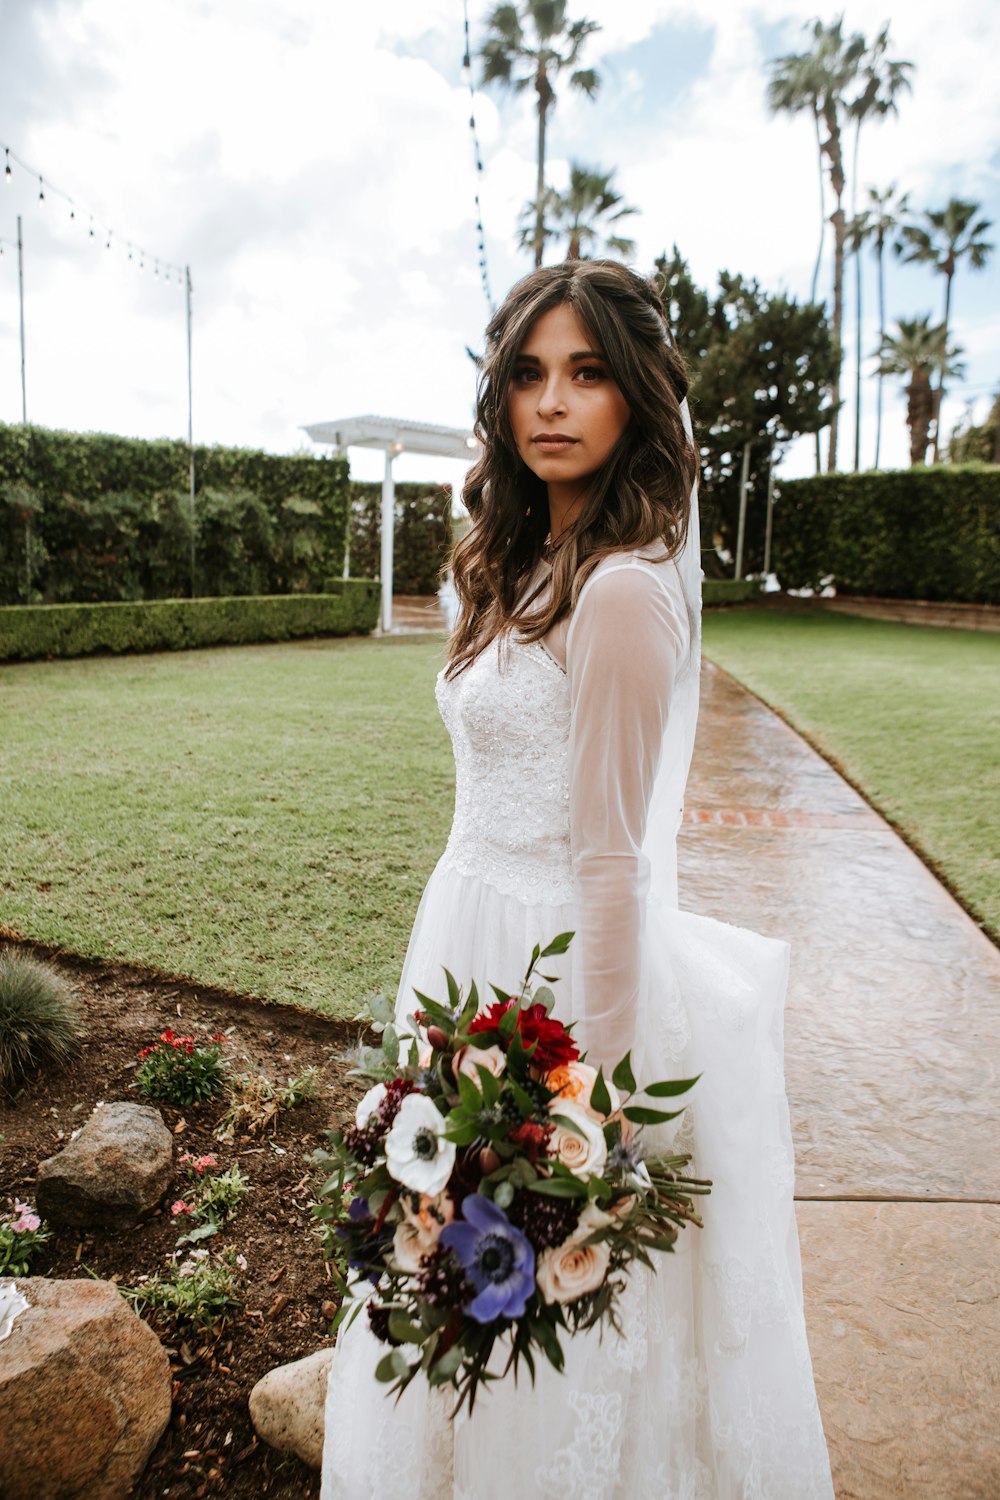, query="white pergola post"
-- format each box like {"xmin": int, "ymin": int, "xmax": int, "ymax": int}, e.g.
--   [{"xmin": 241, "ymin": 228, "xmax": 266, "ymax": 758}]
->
[{"xmin": 380, "ymin": 445, "xmax": 398, "ymax": 634}]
